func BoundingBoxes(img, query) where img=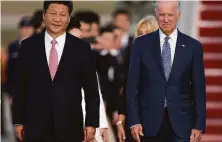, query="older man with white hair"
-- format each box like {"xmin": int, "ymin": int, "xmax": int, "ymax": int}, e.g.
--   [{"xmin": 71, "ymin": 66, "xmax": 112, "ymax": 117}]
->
[{"xmin": 126, "ymin": 1, "xmax": 206, "ymax": 142}]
